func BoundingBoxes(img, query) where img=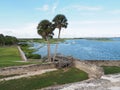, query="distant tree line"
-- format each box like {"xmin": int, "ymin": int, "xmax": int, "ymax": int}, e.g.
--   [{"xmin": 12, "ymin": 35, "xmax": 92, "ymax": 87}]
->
[{"xmin": 0, "ymin": 34, "xmax": 18, "ymax": 46}]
